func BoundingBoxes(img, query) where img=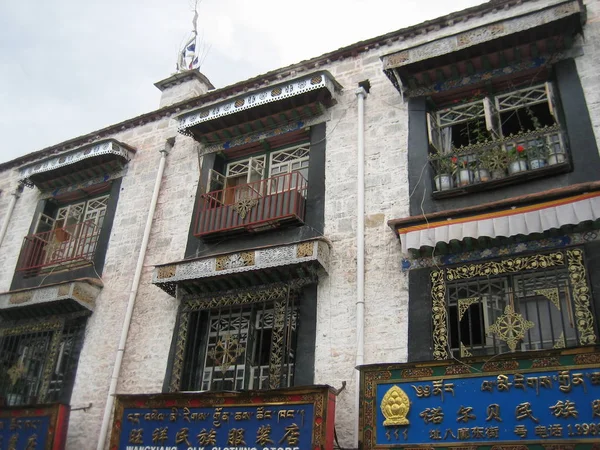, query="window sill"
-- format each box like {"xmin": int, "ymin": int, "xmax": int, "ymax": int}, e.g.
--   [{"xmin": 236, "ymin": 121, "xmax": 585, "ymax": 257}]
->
[{"xmin": 432, "ymin": 161, "xmax": 571, "ymax": 199}]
